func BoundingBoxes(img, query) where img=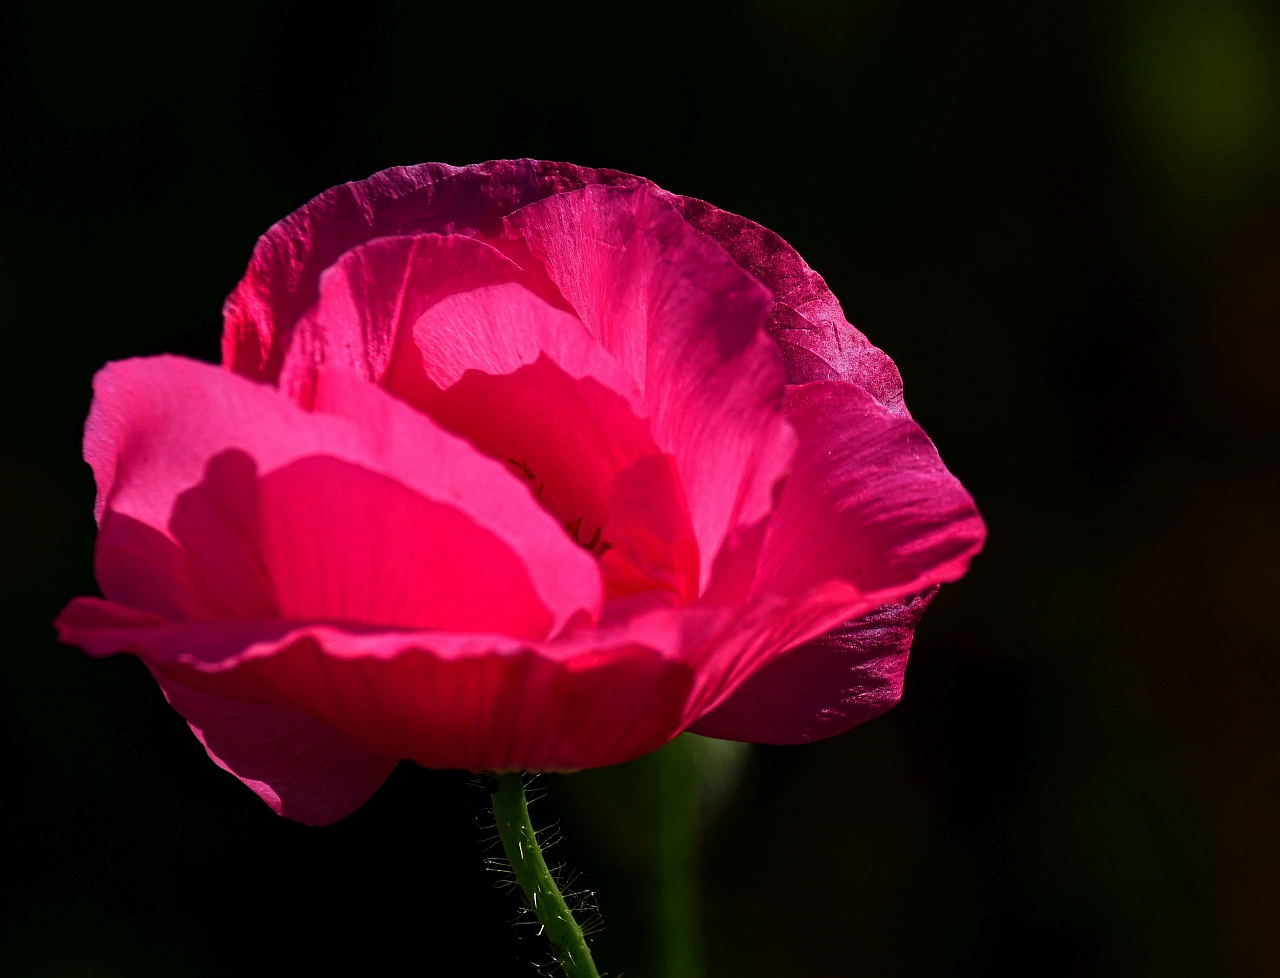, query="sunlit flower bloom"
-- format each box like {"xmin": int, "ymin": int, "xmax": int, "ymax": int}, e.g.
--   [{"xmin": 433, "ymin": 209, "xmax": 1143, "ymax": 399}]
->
[{"xmin": 57, "ymin": 161, "xmax": 985, "ymax": 824}]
